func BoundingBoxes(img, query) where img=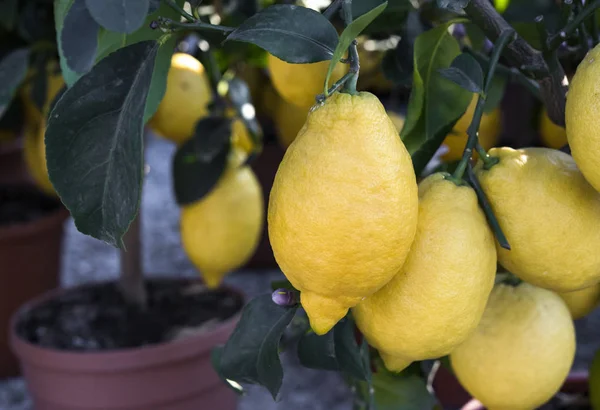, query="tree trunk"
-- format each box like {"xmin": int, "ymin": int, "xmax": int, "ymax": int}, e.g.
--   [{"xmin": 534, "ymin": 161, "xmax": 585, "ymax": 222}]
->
[{"xmin": 118, "ymin": 211, "xmax": 147, "ymax": 308}]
